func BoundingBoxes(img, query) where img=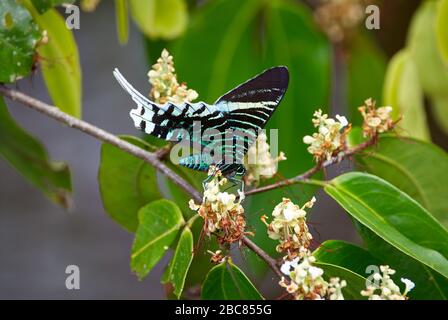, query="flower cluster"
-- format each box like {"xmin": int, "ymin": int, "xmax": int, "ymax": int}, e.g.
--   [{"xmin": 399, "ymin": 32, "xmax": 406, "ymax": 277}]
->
[
  {"xmin": 361, "ymin": 265, "xmax": 415, "ymax": 300},
  {"xmin": 244, "ymin": 132, "xmax": 287, "ymax": 186},
  {"xmin": 262, "ymin": 197, "xmax": 315, "ymax": 259},
  {"xmin": 148, "ymin": 49, "xmax": 198, "ymax": 104},
  {"xmin": 314, "ymin": 0, "xmax": 367, "ymax": 43},
  {"xmin": 358, "ymin": 98, "xmax": 395, "ymax": 138},
  {"xmin": 265, "ymin": 197, "xmax": 347, "ymax": 300},
  {"xmin": 189, "ymin": 169, "xmax": 247, "ymax": 245},
  {"xmin": 280, "ymin": 255, "xmax": 346, "ymax": 300},
  {"xmin": 303, "ymin": 110, "xmax": 350, "ymax": 162}
]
